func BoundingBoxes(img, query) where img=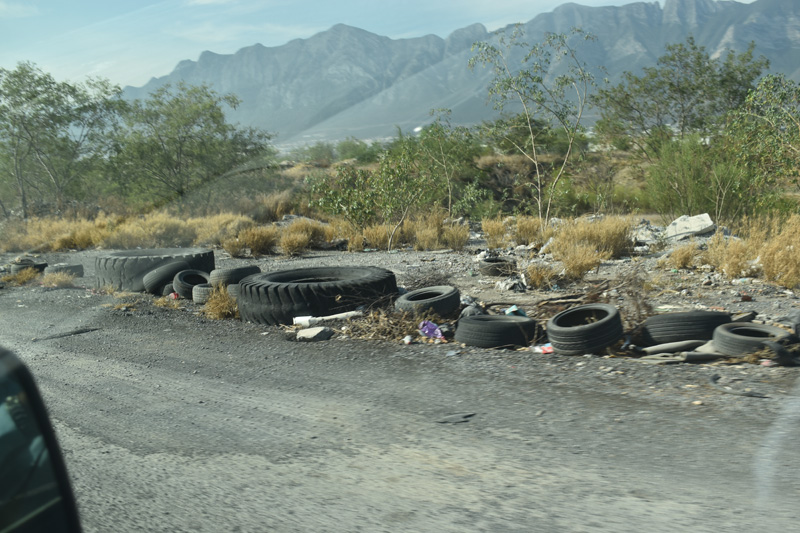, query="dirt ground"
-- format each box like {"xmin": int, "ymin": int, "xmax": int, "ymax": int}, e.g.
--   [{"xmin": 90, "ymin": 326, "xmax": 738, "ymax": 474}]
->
[{"xmin": 2, "ymin": 236, "xmax": 800, "ymax": 532}]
